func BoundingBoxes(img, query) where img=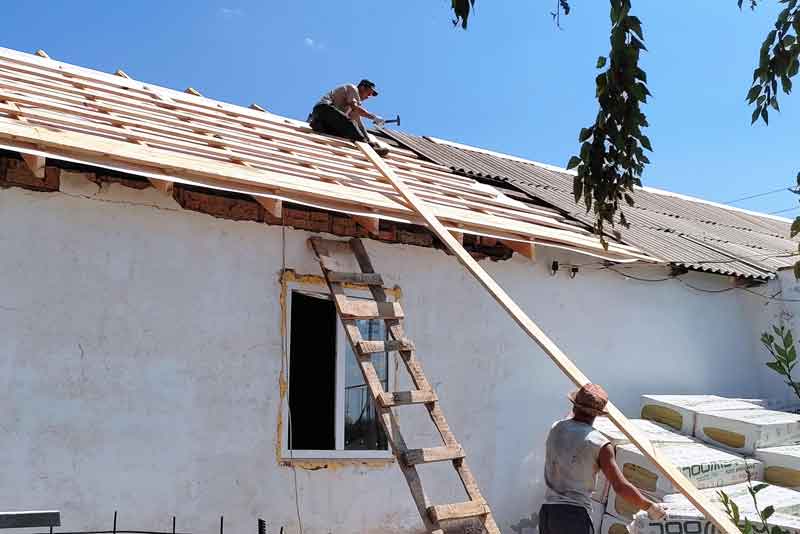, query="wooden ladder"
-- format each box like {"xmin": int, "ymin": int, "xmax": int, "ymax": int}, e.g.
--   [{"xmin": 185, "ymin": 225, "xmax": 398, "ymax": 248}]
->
[{"xmin": 309, "ymin": 236, "xmax": 501, "ymax": 534}]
